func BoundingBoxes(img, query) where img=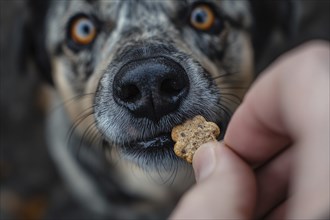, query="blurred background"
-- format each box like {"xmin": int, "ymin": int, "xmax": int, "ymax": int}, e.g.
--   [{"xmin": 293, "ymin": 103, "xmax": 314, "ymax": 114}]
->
[
  {"xmin": 0, "ymin": 0, "xmax": 329, "ymax": 220},
  {"xmin": 0, "ymin": 1, "xmax": 100, "ymax": 219}
]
